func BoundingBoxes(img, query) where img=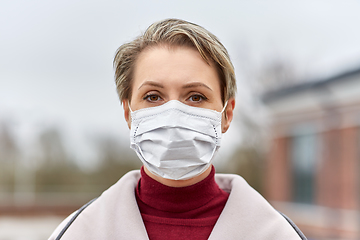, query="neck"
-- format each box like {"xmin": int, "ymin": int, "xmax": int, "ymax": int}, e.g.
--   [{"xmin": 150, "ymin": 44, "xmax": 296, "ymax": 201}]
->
[{"xmin": 143, "ymin": 165, "xmax": 212, "ymax": 187}]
